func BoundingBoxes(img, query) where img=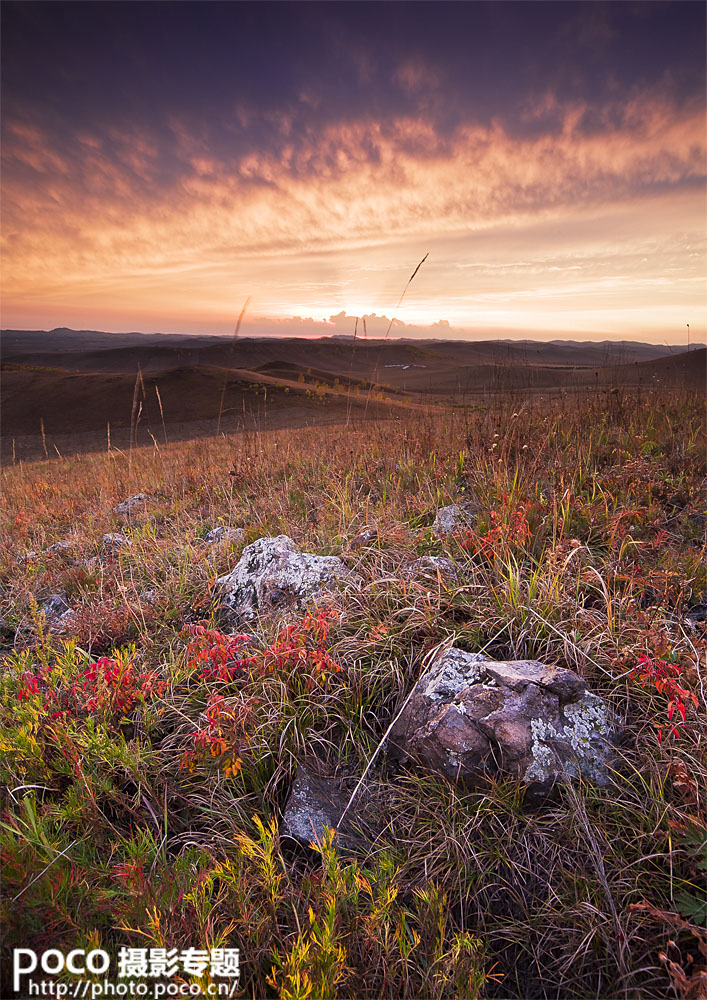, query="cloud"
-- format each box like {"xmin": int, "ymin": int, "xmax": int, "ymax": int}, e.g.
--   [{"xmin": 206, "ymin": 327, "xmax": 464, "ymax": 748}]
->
[{"xmin": 1, "ymin": 94, "xmax": 705, "ymax": 340}]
